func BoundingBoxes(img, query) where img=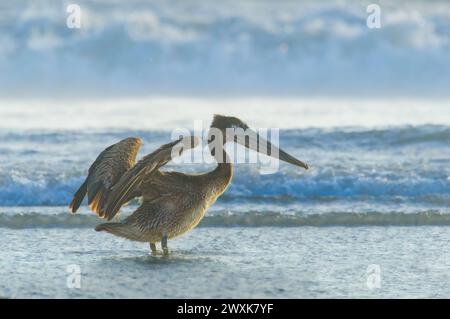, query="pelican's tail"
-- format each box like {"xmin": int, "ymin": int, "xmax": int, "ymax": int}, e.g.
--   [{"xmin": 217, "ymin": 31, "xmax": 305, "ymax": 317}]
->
[
  {"xmin": 95, "ymin": 223, "xmax": 144, "ymax": 242},
  {"xmin": 69, "ymin": 180, "xmax": 88, "ymax": 213}
]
